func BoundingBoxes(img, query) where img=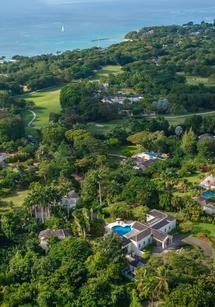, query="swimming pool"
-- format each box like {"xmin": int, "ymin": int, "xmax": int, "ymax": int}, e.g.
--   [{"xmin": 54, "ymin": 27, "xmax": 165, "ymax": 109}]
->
[
  {"xmin": 112, "ymin": 225, "xmax": 132, "ymax": 236},
  {"xmin": 202, "ymin": 191, "xmax": 215, "ymax": 199}
]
